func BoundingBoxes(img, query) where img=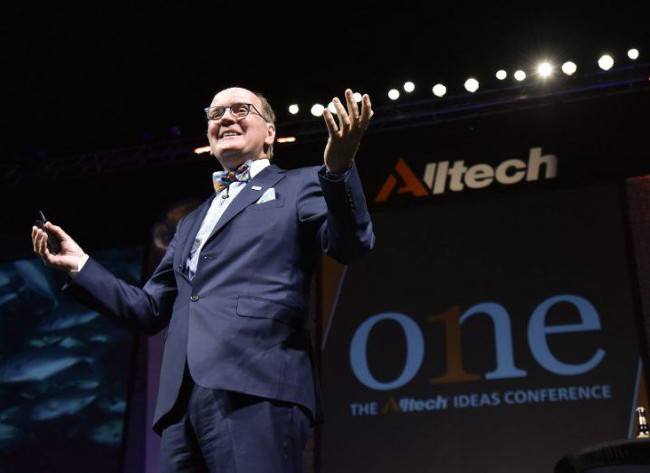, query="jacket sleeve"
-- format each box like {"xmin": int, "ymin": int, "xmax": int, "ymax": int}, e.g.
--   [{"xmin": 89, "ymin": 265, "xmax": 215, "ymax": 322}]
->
[
  {"xmin": 297, "ymin": 161, "xmax": 375, "ymax": 264},
  {"xmin": 60, "ymin": 218, "xmax": 184, "ymax": 335}
]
